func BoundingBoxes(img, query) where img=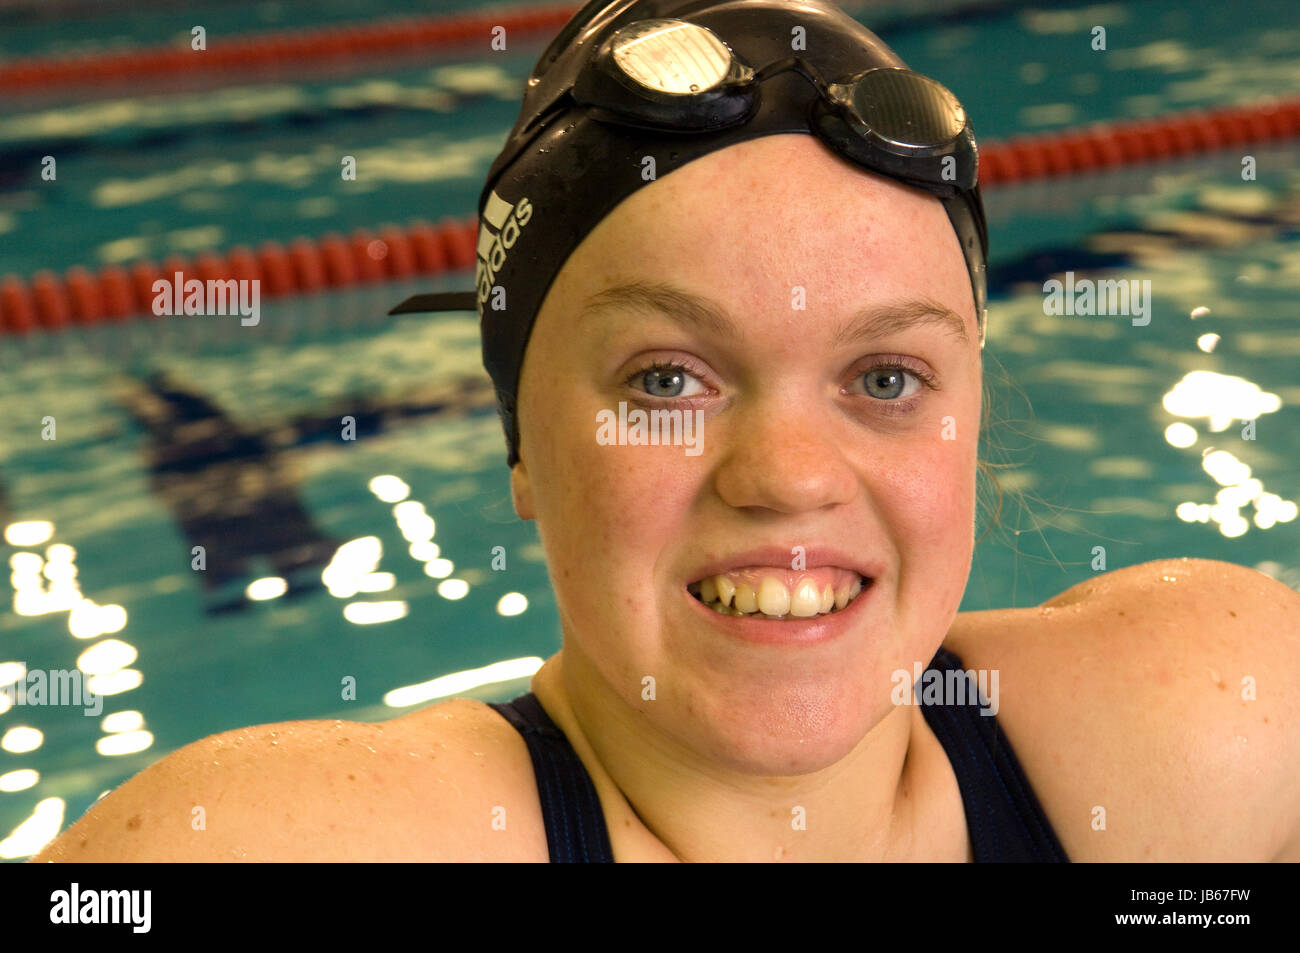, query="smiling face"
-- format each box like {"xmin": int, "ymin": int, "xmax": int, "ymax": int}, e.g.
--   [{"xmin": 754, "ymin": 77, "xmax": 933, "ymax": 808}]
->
[{"xmin": 510, "ymin": 134, "xmax": 983, "ymax": 775}]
